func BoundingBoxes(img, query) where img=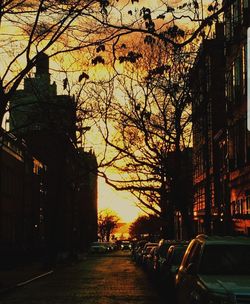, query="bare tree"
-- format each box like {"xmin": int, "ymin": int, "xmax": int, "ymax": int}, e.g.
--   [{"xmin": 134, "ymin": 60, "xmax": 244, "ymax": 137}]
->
[
  {"xmin": 0, "ymin": 0, "xmax": 226, "ymax": 127},
  {"xmin": 0, "ymin": 1, "xmax": 132, "ymax": 125},
  {"xmin": 98, "ymin": 209, "xmax": 119, "ymax": 242},
  {"xmin": 0, "ymin": 1, "xmax": 228, "ymax": 243},
  {"xmin": 95, "ymin": 0, "xmax": 224, "ymax": 56},
  {"xmin": 84, "ymin": 40, "xmax": 194, "ymax": 238}
]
